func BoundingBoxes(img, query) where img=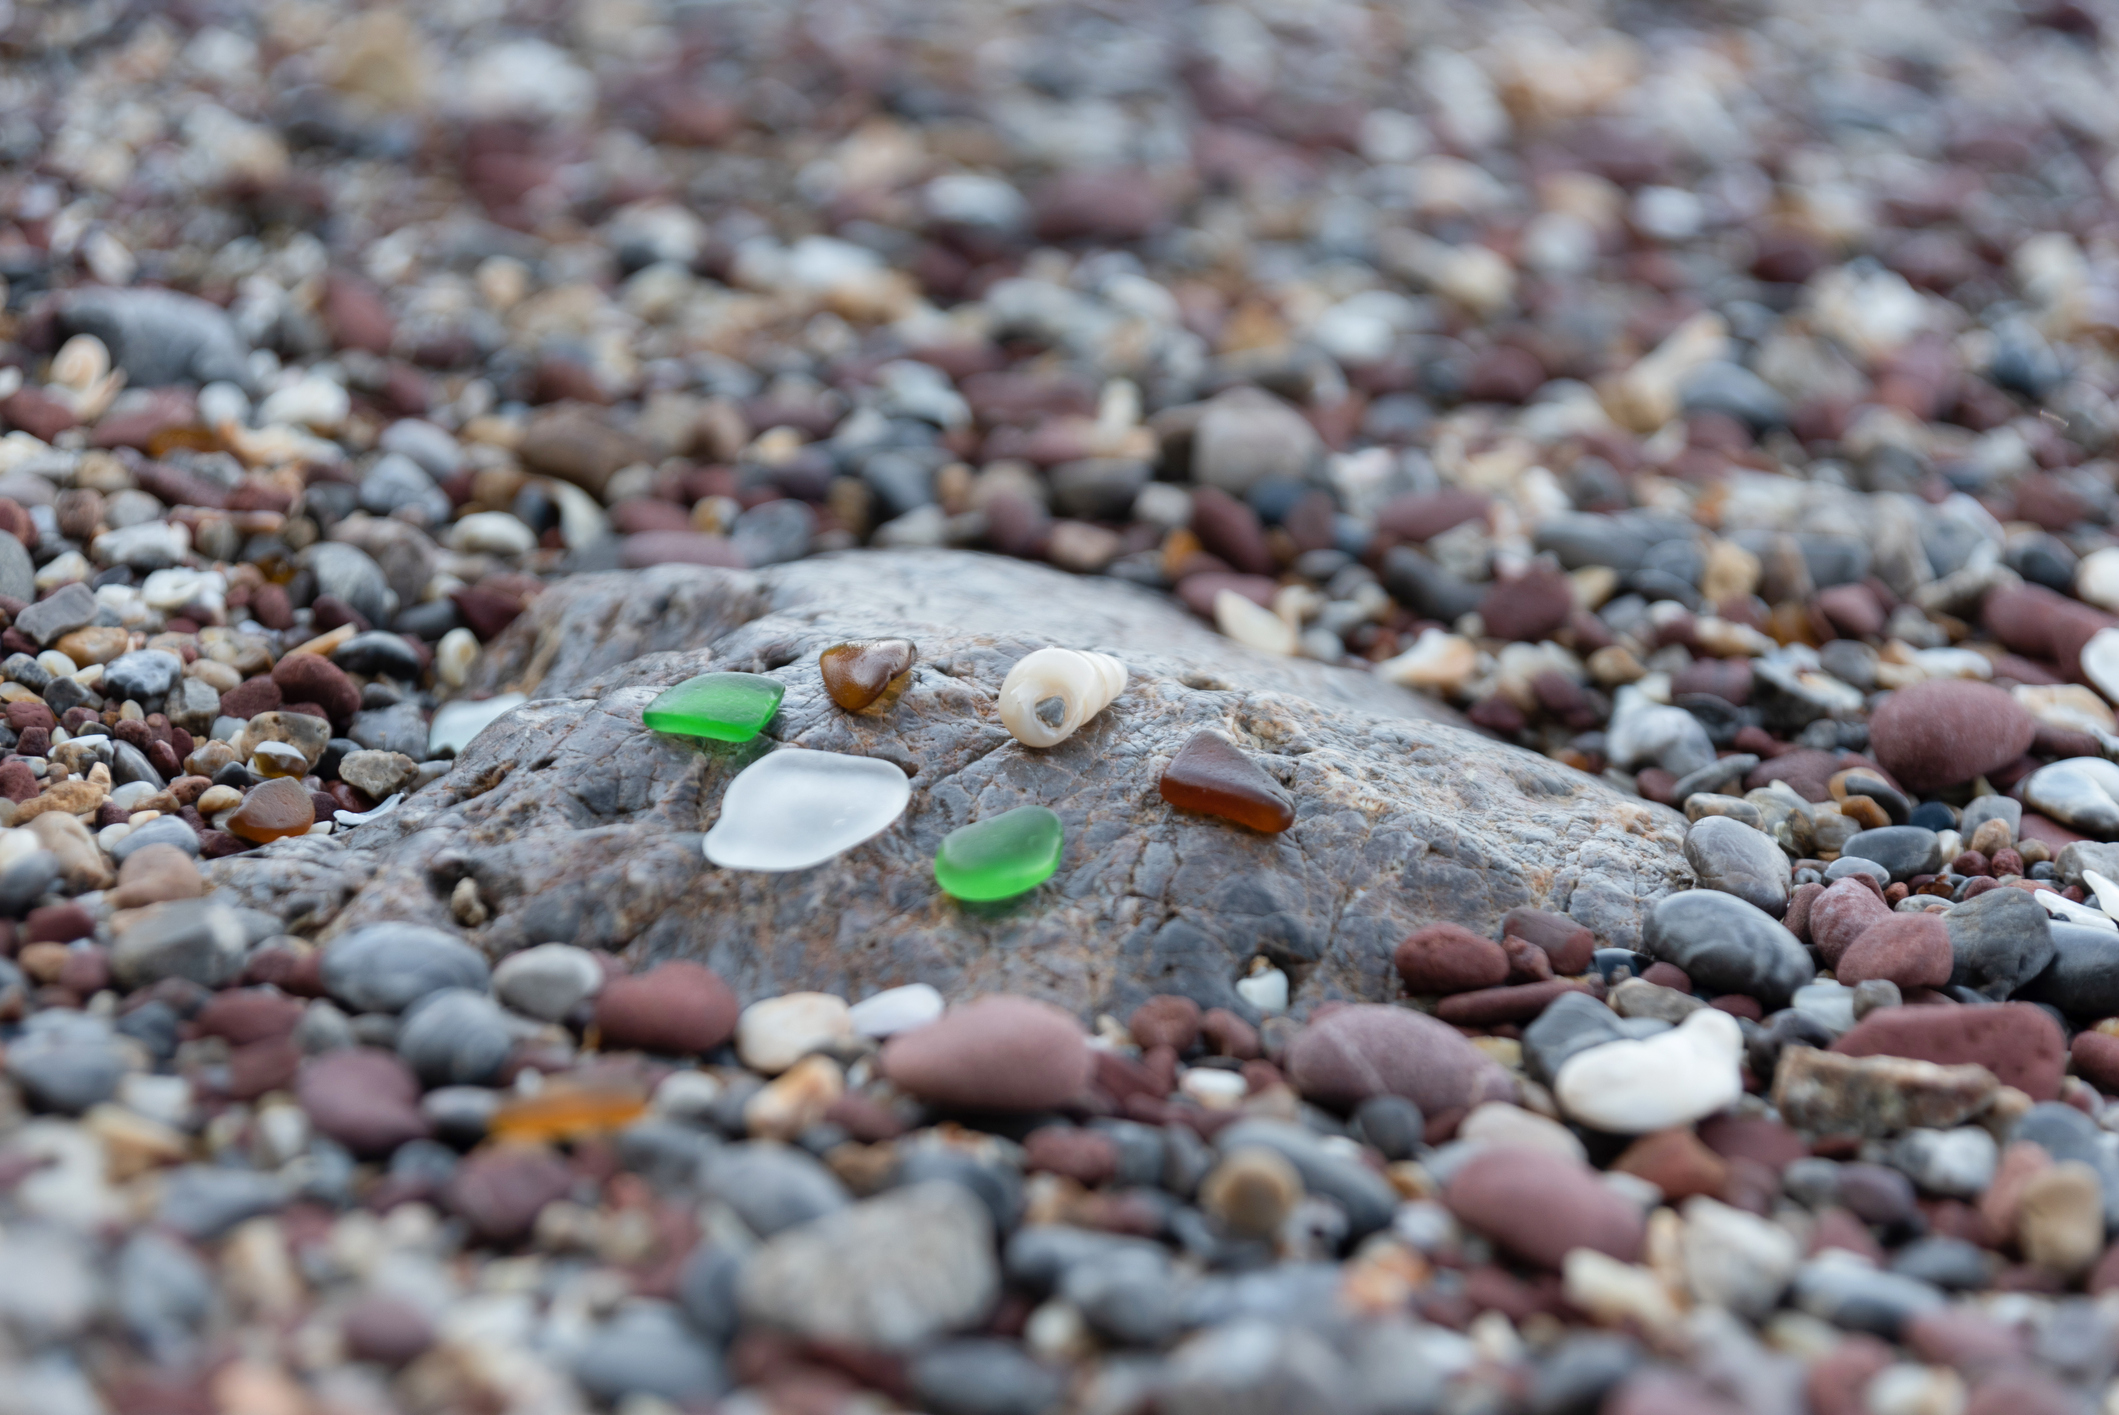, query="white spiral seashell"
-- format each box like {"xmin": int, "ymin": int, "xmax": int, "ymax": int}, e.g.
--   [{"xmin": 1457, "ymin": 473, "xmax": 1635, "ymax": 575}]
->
[{"xmin": 998, "ymin": 647, "xmax": 1128, "ymax": 748}]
